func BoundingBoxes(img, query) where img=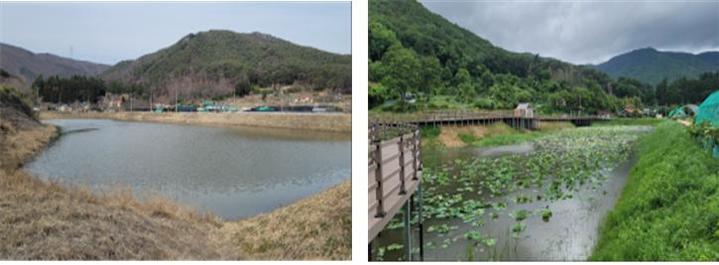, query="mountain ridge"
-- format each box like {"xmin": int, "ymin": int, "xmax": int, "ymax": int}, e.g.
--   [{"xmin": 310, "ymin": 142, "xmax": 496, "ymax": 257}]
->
[
  {"xmin": 0, "ymin": 42, "xmax": 110, "ymax": 84},
  {"xmin": 101, "ymin": 29, "xmax": 352, "ymax": 102},
  {"xmin": 593, "ymin": 47, "xmax": 719, "ymax": 85},
  {"xmin": 369, "ymin": 0, "xmax": 631, "ymax": 113}
]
